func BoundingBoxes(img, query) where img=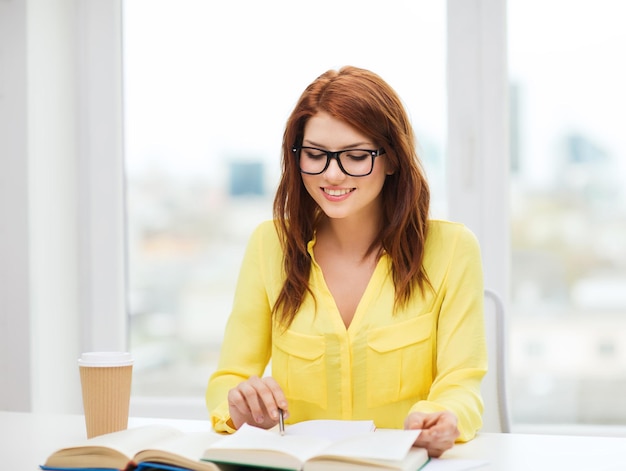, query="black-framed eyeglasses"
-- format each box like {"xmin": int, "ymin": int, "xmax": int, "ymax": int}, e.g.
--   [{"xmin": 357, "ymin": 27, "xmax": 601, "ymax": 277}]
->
[{"xmin": 292, "ymin": 145, "xmax": 386, "ymax": 177}]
